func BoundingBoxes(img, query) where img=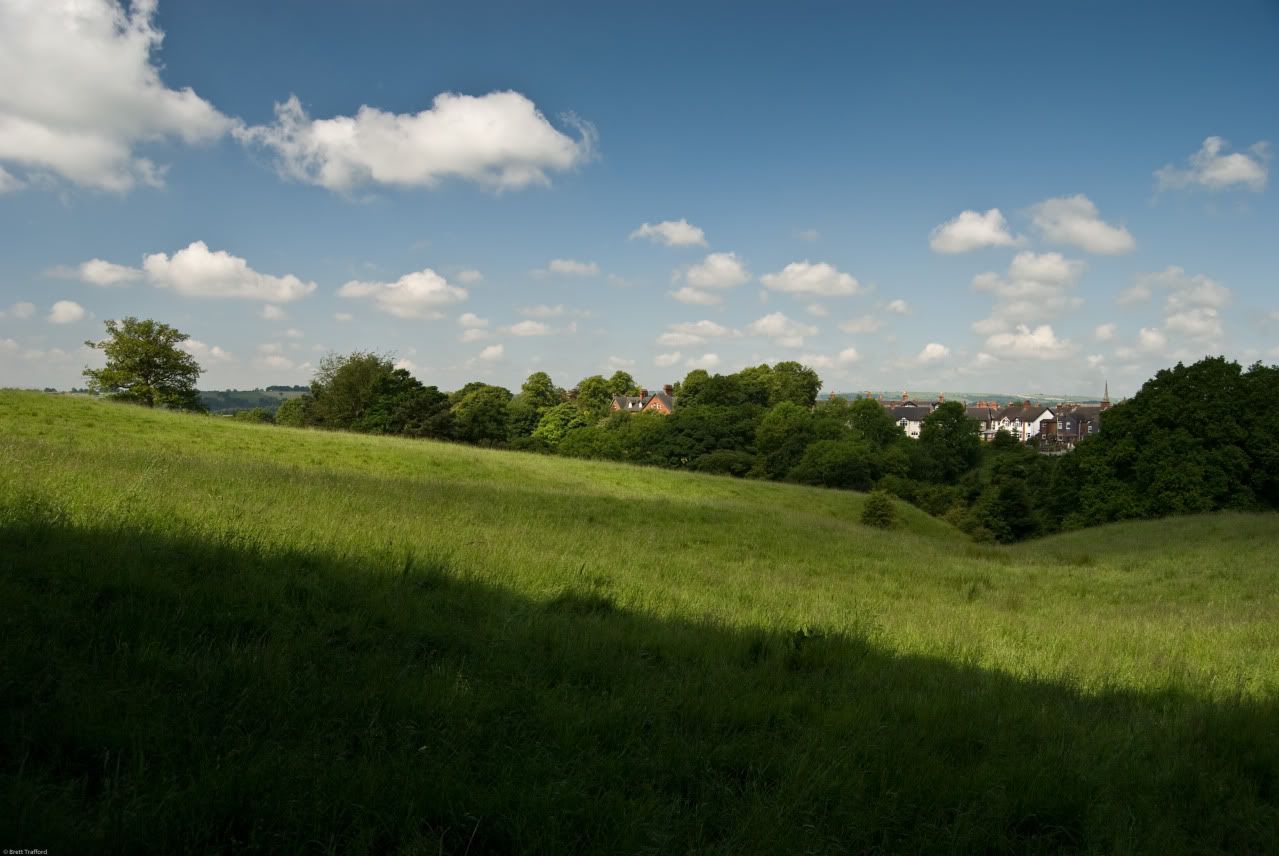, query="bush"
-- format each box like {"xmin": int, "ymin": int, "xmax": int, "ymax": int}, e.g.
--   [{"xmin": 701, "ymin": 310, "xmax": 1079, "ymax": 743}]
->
[{"xmin": 861, "ymin": 491, "xmax": 896, "ymax": 529}]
